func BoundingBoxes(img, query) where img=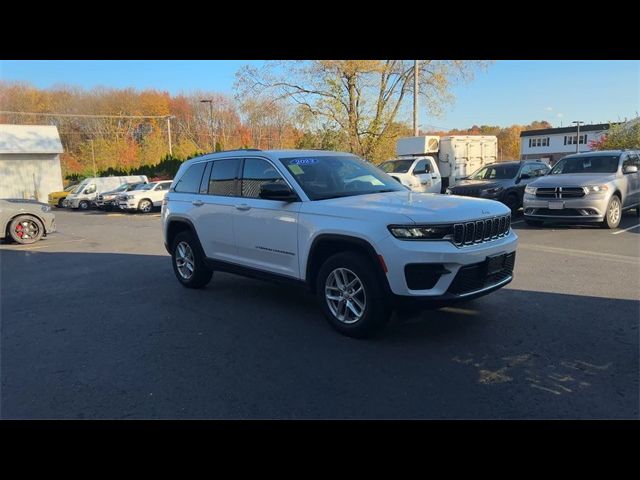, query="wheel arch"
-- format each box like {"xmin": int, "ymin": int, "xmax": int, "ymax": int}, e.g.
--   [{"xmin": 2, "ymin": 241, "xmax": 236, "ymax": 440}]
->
[
  {"xmin": 305, "ymin": 234, "xmax": 391, "ymax": 295},
  {"xmin": 5, "ymin": 213, "xmax": 46, "ymax": 239},
  {"xmin": 165, "ymin": 216, "xmax": 202, "ymax": 255}
]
